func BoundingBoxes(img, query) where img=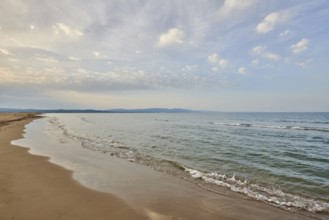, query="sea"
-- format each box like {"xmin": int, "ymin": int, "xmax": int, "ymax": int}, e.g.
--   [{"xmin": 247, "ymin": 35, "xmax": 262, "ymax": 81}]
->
[{"xmin": 14, "ymin": 112, "xmax": 329, "ymax": 217}]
